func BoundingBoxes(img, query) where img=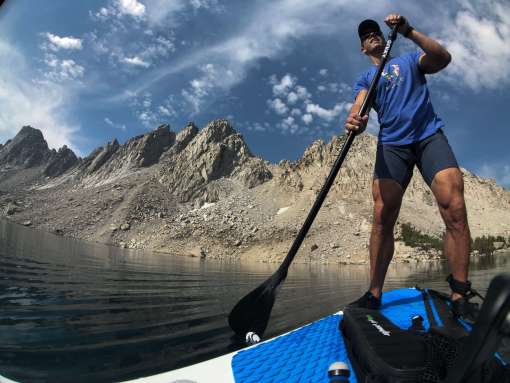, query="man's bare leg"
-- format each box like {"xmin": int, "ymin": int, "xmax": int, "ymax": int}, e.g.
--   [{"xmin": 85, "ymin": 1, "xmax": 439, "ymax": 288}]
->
[
  {"xmin": 368, "ymin": 179, "xmax": 404, "ymax": 298},
  {"xmin": 431, "ymin": 167, "xmax": 471, "ymax": 301}
]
